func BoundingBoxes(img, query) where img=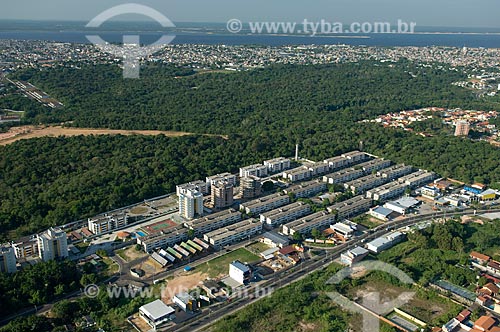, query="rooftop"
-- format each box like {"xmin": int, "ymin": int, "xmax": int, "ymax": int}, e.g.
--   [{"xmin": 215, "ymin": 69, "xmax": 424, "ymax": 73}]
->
[{"xmin": 140, "ymin": 300, "xmax": 175, "ymax": 320}]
